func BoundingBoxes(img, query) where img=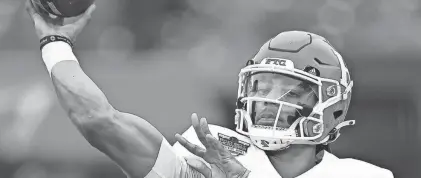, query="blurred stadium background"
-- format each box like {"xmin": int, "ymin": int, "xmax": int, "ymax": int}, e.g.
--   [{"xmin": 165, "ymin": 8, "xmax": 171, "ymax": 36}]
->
[{"xmin": 1, "ymin": 0, "xmax": 420, "ymax": 177}]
